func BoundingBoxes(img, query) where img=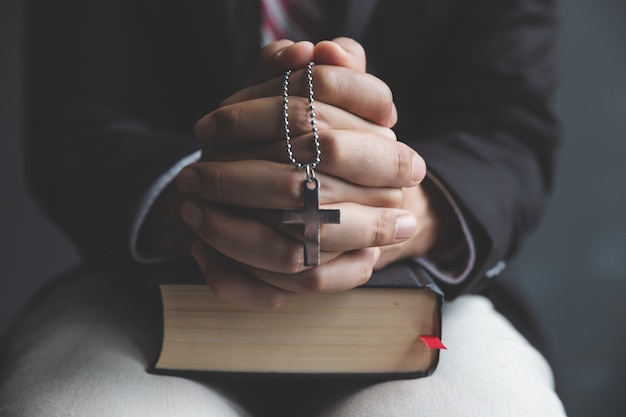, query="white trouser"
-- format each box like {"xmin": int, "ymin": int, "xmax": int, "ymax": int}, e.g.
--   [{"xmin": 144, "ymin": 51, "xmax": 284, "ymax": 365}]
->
[{"xmin": 0, "ymin": 267, "xmax": 567, "ymax": 417}]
